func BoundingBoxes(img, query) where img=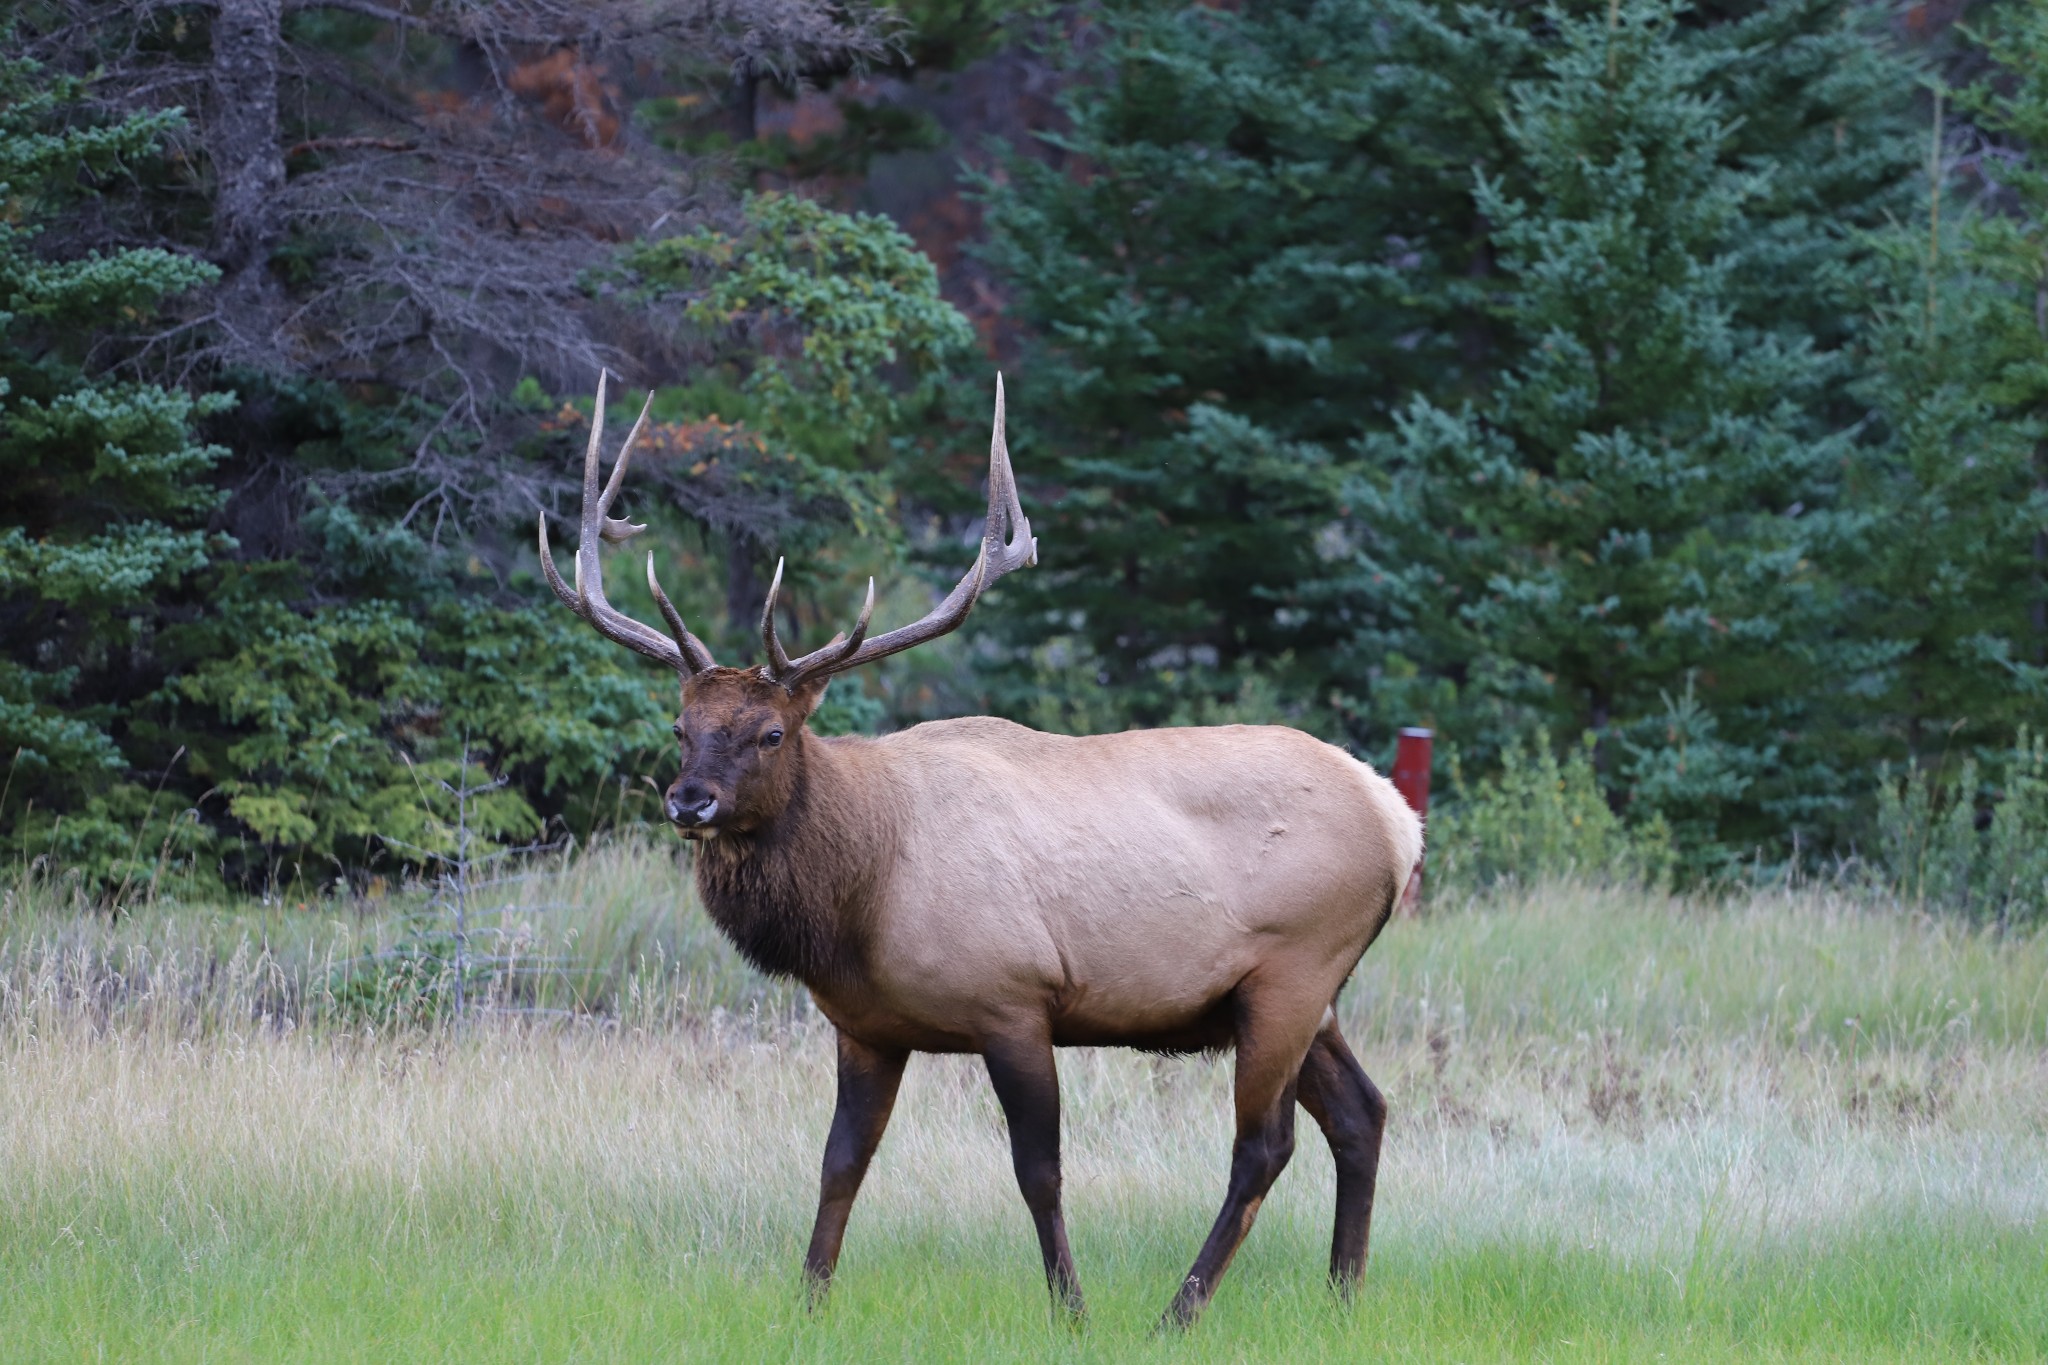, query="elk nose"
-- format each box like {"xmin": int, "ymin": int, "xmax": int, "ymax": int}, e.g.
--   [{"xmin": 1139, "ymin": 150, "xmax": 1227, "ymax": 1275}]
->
[{"xmin": 666, "ymin": 782, "xmax": 720, "ymax": 827}]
